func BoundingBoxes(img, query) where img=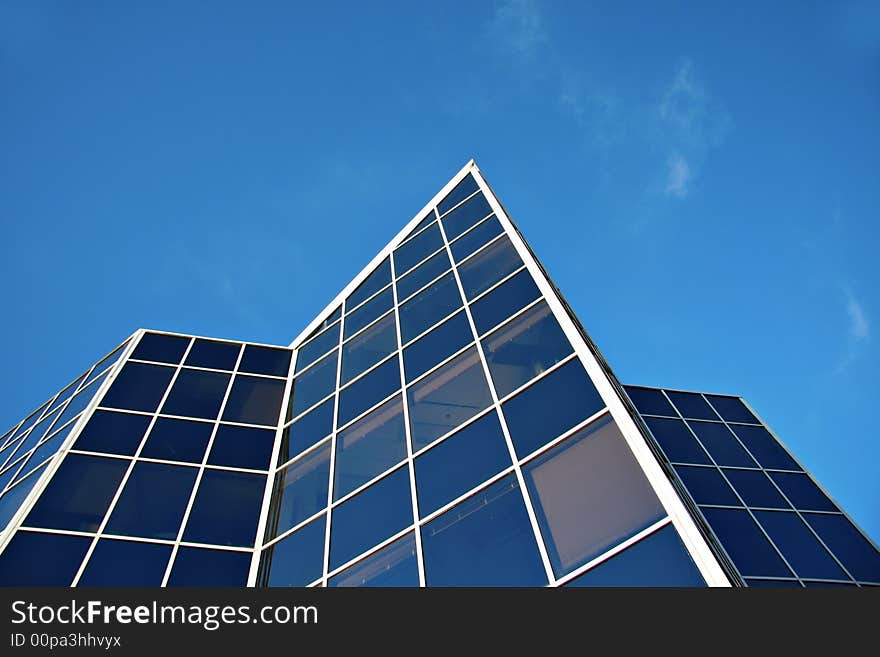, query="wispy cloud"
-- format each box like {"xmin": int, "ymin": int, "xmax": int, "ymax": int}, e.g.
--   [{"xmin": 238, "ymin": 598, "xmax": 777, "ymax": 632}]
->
[
  {"xmin": 664, "ymin": 154, "xmax": 691, "ymax": 198},
  {"xmin": 846, "ymin": 290, "xmax": 869, "ymax": 340},
  {"xmin": 836, "ymin": 288, "xmax": 870, "ymax": 373},
  {"xmin": 486, "ymin": 0, "xmax": 547, "ymax": 58}
]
